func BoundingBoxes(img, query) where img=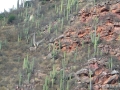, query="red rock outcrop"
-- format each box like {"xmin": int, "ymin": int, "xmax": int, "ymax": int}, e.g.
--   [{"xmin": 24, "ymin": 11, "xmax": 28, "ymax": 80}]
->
[
  {"xmin": 74, "ymin": 58, "xmax": 119, "ymax": 90},
  {"xmin": 54, "ymin": 1, "xmax": 120, "ymax": 60}
]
